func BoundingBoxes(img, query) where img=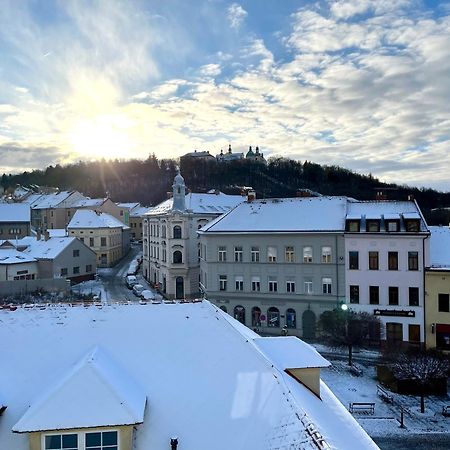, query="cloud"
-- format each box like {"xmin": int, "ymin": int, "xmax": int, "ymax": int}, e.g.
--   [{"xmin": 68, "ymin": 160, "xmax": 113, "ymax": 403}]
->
[{"xmin": 227, "ymin": 3, "xmax": 248, "ymax": 29}]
